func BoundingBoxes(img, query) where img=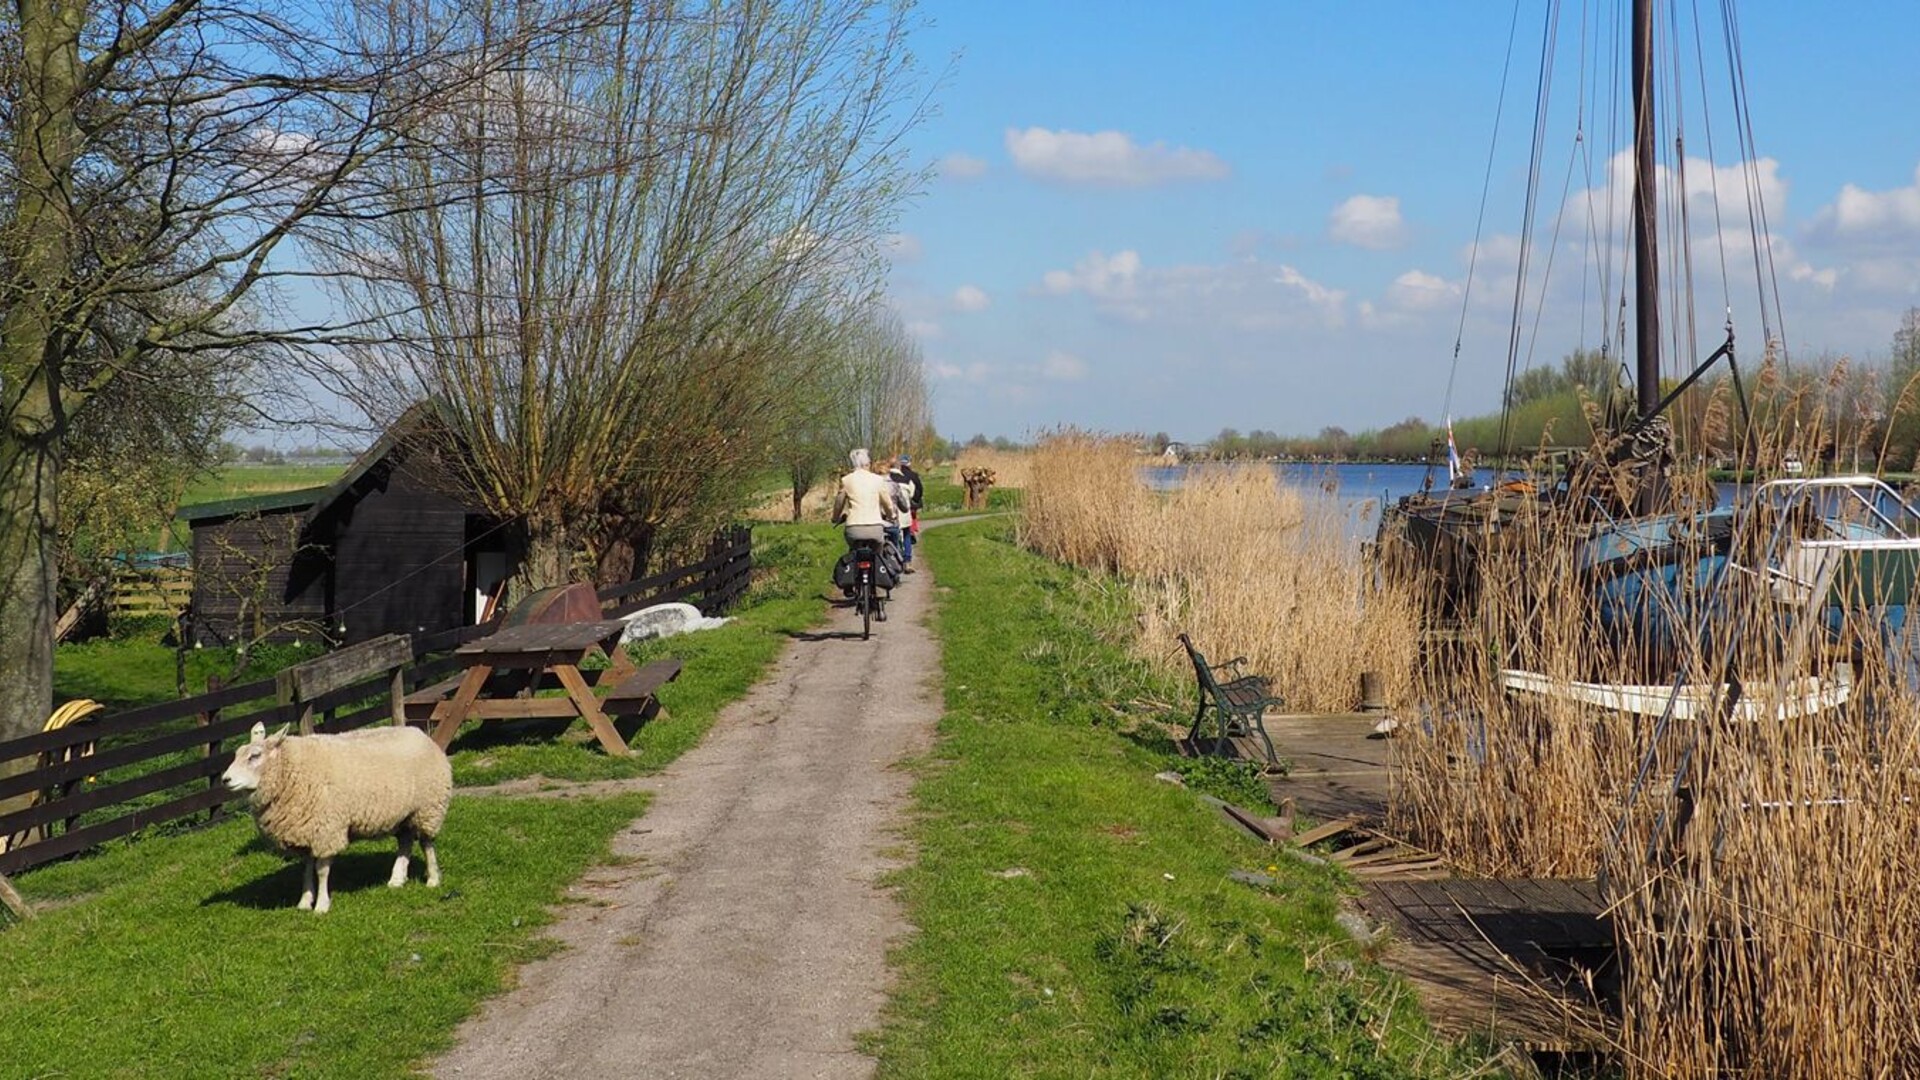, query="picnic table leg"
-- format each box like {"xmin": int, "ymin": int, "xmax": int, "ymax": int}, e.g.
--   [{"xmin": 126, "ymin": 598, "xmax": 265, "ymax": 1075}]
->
[
  {"xmin": 430, "ymin": 664, "xmax": 494, "ymax": 749},
  {"xmin": 554, "ymin": 664, "xmax": 631, "ymax": 756},
  {"xmin": 600, "ymin": 641, "xmax": 638, "ymax": 680}
]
